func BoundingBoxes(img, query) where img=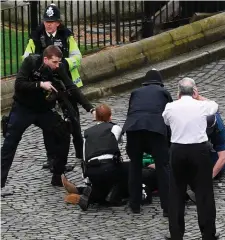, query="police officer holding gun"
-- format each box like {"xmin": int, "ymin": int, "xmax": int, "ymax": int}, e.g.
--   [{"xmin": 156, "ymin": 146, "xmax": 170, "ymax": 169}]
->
[
  {"xmin": 22, "ymin": 3, "xmax": 84, "ymax": 169},
  {"xmin": 1, "ymin": 45, "xmax": 95, "ymax": 196}
]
